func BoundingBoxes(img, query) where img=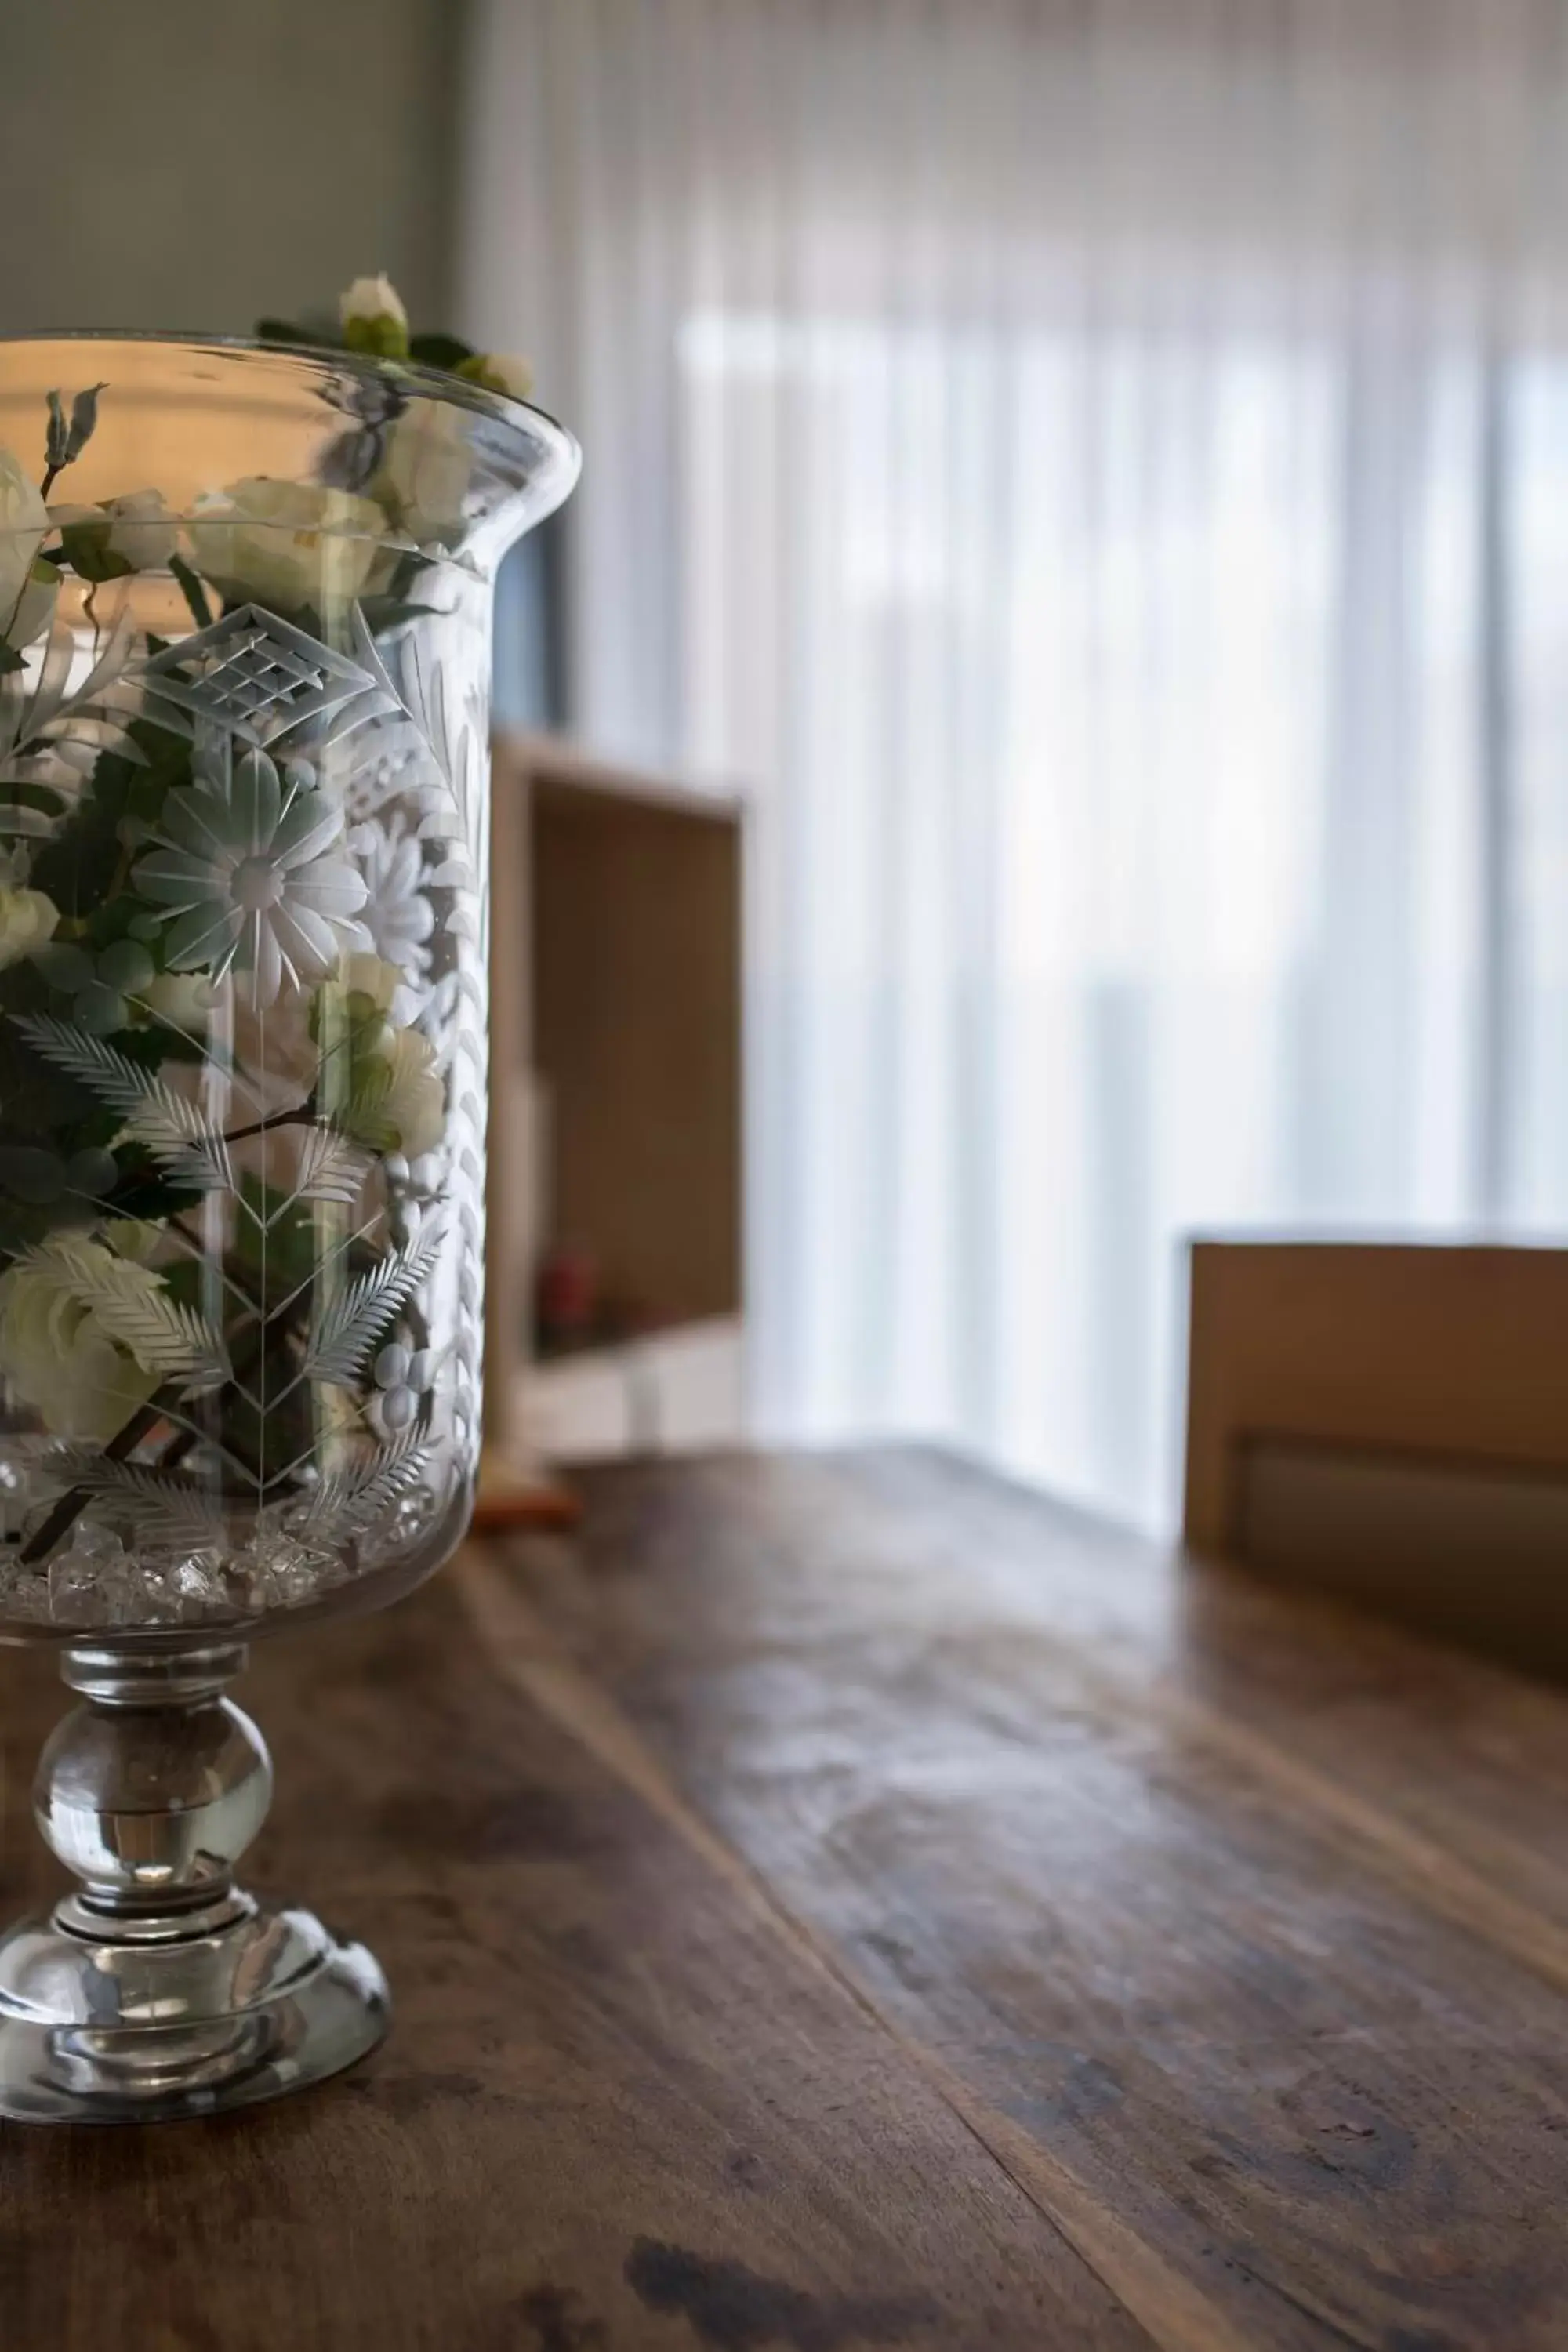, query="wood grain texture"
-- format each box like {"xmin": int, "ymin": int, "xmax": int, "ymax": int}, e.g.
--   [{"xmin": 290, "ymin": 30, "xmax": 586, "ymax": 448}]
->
[
  {"xmin": 0, "ymin": 1536, "xmax": 1141, "ymax": 2352},
  {"xmin": 492, "ymin": 1450, "xmax": 1568, "ymax": 2352},
  {"xmin": 7, "ymin": 1446, "xmax": 1568, "ymax": 2350}
]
